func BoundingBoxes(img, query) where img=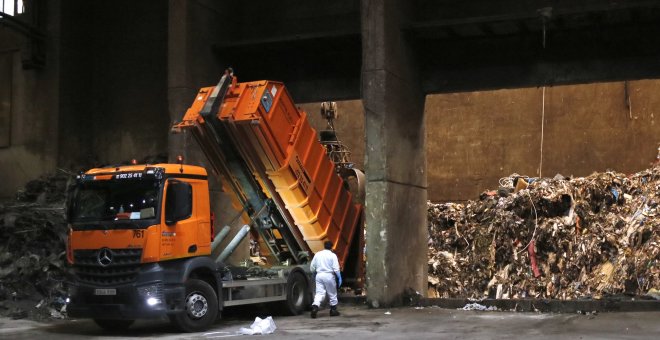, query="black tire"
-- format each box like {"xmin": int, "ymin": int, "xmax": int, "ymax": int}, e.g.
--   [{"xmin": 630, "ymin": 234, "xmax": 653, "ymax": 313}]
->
[
  {"xmin": 343, "ymin": 172, "xmax": 365, "ymax": 205},
  {"xmin": 319, "ymin": 130, "xmax": 338, "ymax": 142},
  {"xmin": 280, "ymin": 271, "xmax": 309, "ymax": 315},
  {"xmin": 169, "ymin": 279, "xmax": 219, "ymax": 332},
  {"xmin": 93, "ymin": 319, "xmax": 134, "ymax": 331}
]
